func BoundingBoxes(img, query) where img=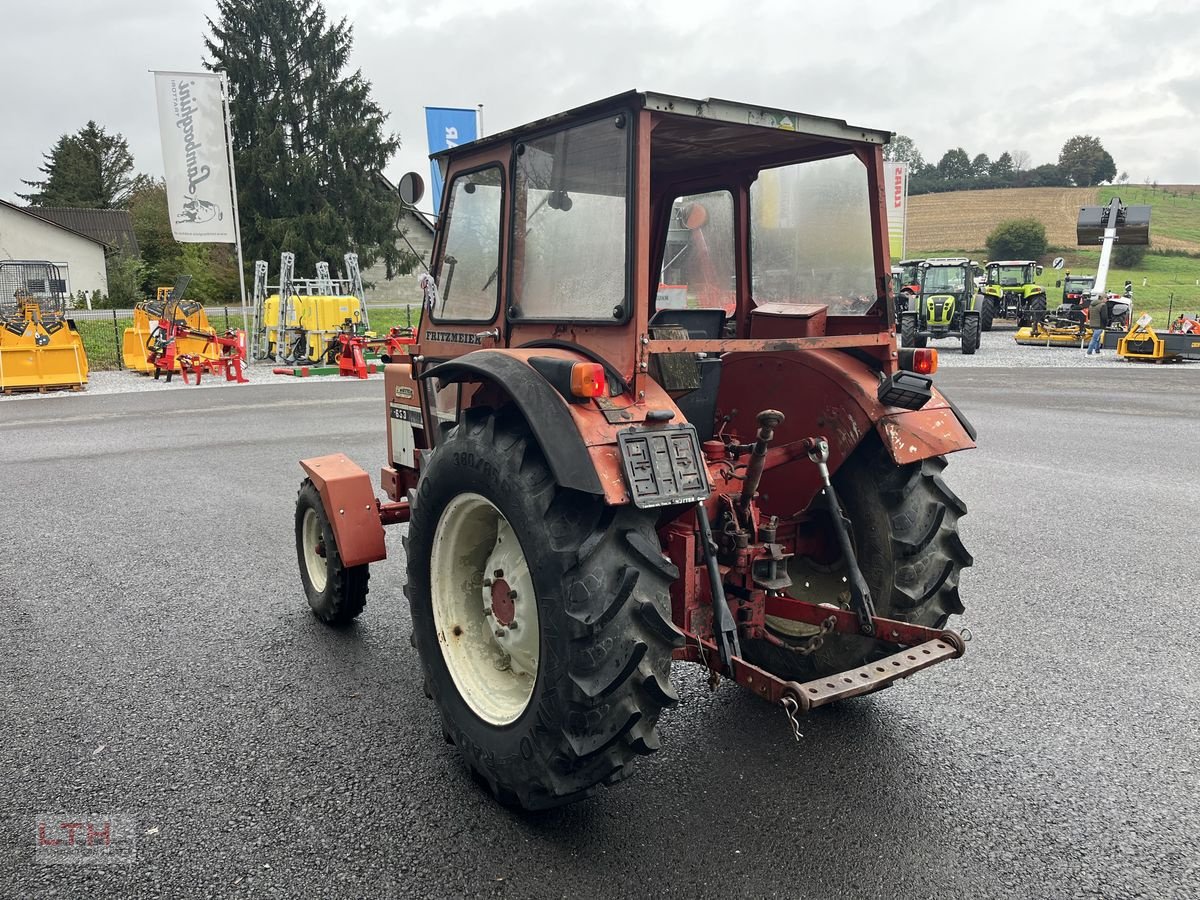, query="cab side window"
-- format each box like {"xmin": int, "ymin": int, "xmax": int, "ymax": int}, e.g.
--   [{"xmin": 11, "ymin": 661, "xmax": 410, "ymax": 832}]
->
[{"xmin": 433, "ymin": 166, "xmax": 504, "ymax": 322}]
